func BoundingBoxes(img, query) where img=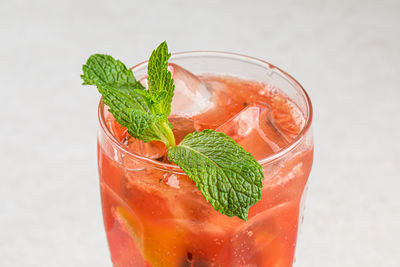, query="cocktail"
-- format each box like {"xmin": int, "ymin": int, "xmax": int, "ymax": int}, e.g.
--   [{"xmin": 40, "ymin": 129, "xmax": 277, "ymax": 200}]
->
[{"xmin": 84, "ymin": 43, "xmax": 313, "ymax": 266}]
